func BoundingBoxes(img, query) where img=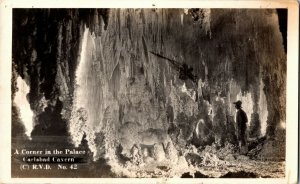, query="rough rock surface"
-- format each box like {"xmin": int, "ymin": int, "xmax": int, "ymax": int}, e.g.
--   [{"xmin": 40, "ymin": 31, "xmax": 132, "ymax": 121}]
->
[{"xmin": 12, "ymin": 9, "xmax": 286, "ymax": 177}]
